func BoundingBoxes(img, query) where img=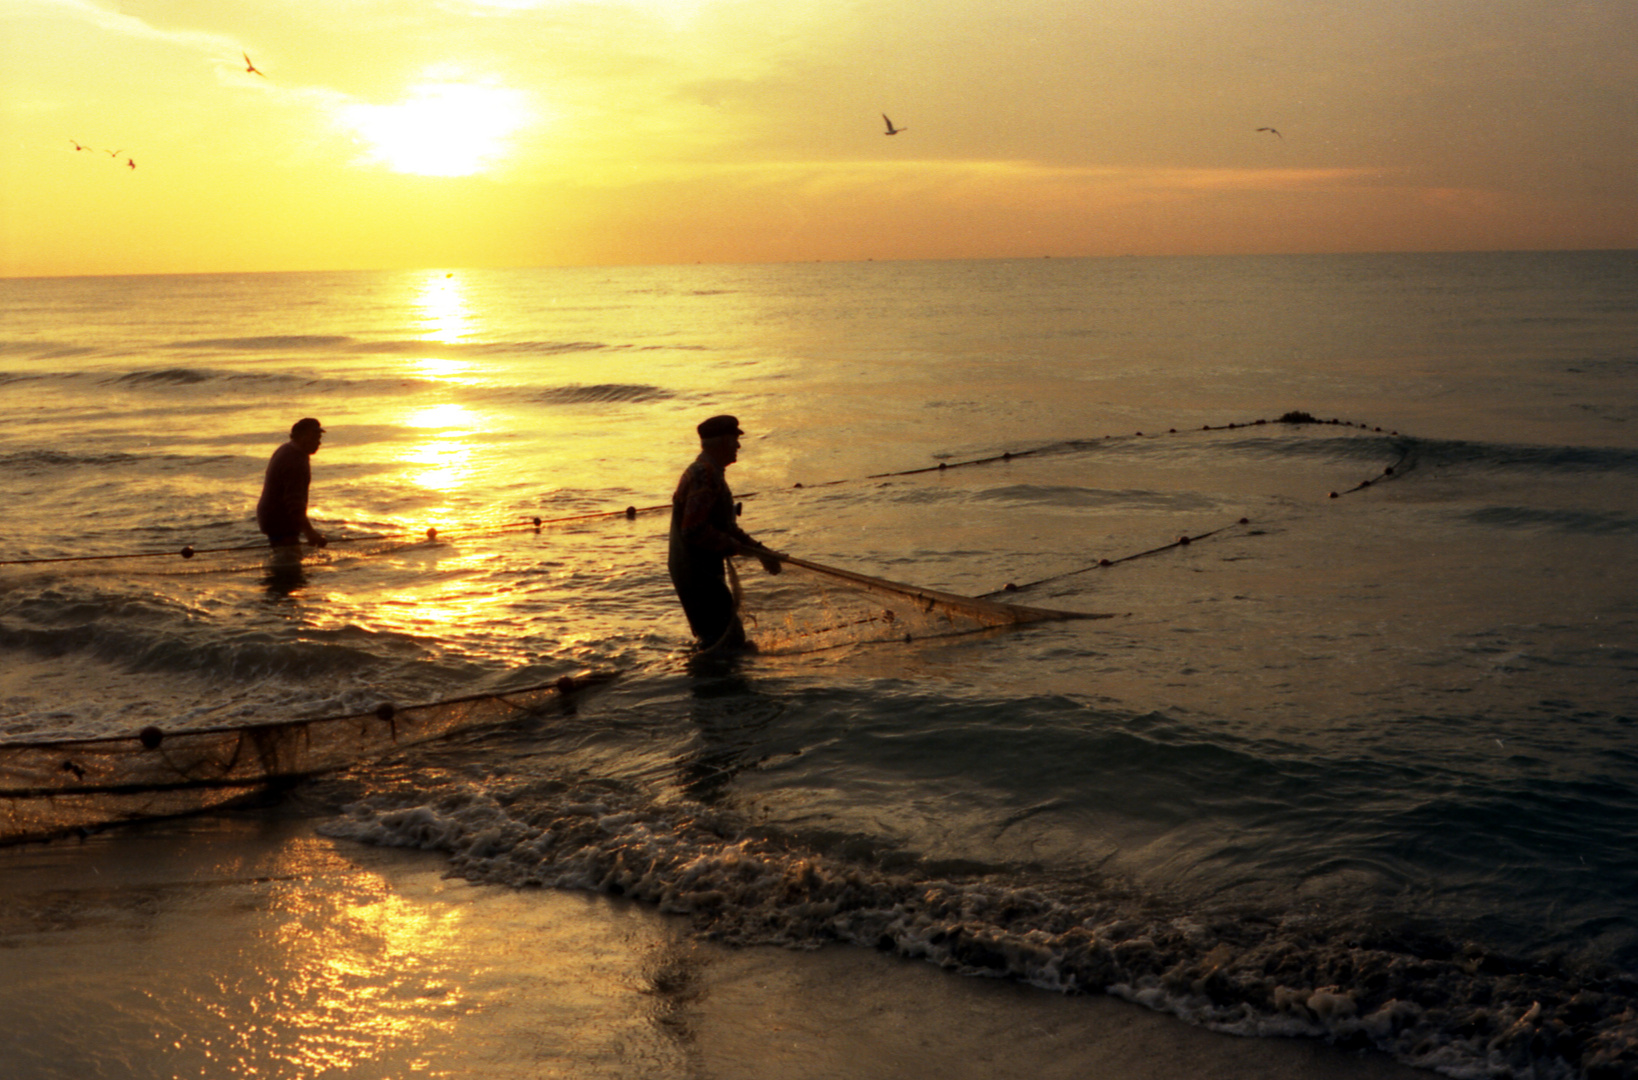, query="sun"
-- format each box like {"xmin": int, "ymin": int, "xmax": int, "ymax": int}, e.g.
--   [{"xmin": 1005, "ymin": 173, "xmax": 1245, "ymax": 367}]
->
[{"xmin": 342, "ymin": 82, "xmax": 531, "ymax": 177}]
